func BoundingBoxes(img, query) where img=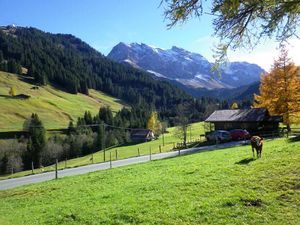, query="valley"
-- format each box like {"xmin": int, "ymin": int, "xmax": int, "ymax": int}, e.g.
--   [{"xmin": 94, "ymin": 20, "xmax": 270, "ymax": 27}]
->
[{"xmin": 0, "ymin": 2, "xmax": 299, "ymax": 225}]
